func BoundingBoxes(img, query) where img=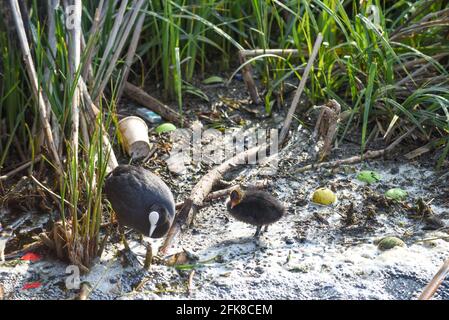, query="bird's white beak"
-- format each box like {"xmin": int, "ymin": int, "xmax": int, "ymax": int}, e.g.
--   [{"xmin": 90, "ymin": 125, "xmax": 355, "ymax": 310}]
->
[
  {"xmin": 149, "ymin": 224, "xmax": 157, "ymax": 237},
  {"xmin": 148, "ymin": 211, "xmax": 160, "ymax": 237}
]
